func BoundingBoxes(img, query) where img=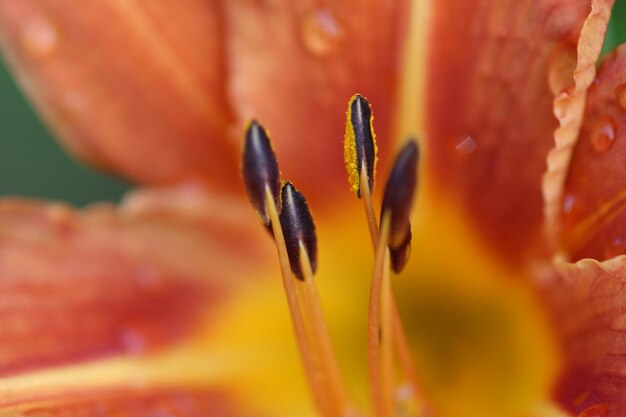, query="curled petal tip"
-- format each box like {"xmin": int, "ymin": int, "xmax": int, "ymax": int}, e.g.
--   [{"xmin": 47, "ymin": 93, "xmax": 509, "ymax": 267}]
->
[
  {"xmin": 242, "ymin": 120, "xmax": 281, "ymax": 225},
  {"xmin": 279, "ymin": 181, "xmax": 317, "ymax": 280},
  {"xmin": 381, "ymin": 140, "xmax": 419, "ymax": 249},
  {"xmin": 344, "ymin": 94, "xmax": 377, "ymax": 197}
]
